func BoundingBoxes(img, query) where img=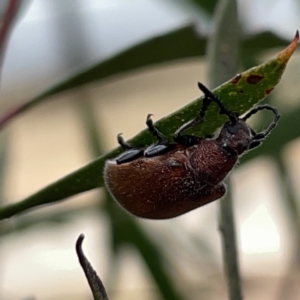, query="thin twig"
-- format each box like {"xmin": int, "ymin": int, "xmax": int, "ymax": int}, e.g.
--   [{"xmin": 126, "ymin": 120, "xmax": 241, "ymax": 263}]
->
[
  {"xmin": 76, "ymin": 234, "xmax": 109, "ymax": 300},
  {"xmin": 219, "ymin": 183, "xmax": 243, "ymax": 300},
  {"xmin": 208, "ymin": 0, "xmax": 243, "ymax": 299}
]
